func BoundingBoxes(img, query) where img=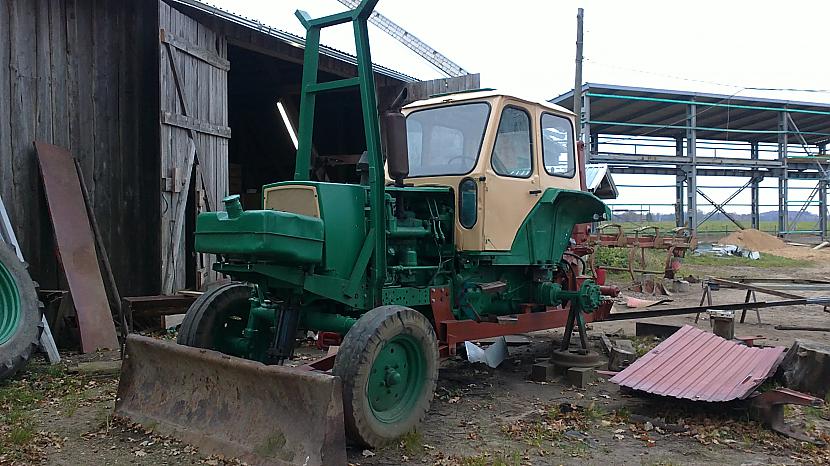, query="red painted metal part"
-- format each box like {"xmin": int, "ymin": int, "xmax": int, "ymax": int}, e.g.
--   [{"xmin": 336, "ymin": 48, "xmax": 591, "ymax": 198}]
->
[
  {"xmin": 429, "ymin": 285, "xmax": 613, "ymax": 356},
  {"xmin": 315, "ymin": 332, "xmax": 342, "ymax": 350},
  {"xmin": 610, "ymin": 325, "xmax": 786, "ymax": 402}
]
